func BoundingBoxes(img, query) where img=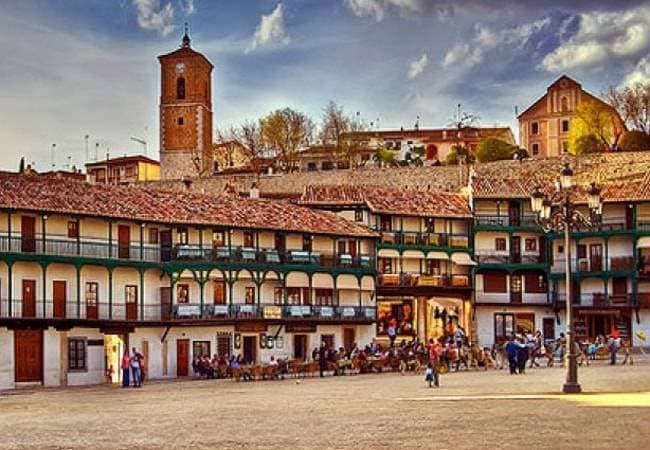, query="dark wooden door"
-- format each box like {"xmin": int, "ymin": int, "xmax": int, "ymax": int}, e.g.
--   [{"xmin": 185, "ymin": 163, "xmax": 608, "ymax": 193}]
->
[
  {"xmin": 510, "ymin": 274, "xmax": 522, "ymax": 304},
  {"xmin": 21, "ymin": 216, "xmax": 36, "ymax": 253},
  {"xmin": 160, "ymin": 230, "xmax": 172, "ymax": 262},
  {"xmin": 612, "ymin": 278, "xmax": 628, "ymax": 305},
  {"xmin": 508, "ymin": 201, "xmax": 521, "ymax": 227},
  {"xmin": 53, "ymin": 281, "xmax": 66, "ymax": 318},
  {"xmin": 510, "ymin": 236, "xmax": 521, "ymax": 263},
  {"xmin": 343, "ymin": 328, "xmax": 355, "ymax": 352},
  {"xmin": 542, "ymin": 318, "xmax": 555, "ymax": 341},
  {"xmin": 118, "ymin": 225, "xmax": 130, "ymax": 259},
  {"xmin": 590, "ymin": 244, "xmax": 603, "ymax": 272},
  {"xmin": 293, "ymin": 335, "xmax": 307, "ymax": 361},
  {"xmin": 86, "ymin": 283, "xmax": 98, "ymax": 320},
  {"xmin": 22, "ymin": 280, "xmax": 36, "ymax": 318},
  {"xmin": 125, "ymin": 286, "xmax": 137, "ymax": 321},
  {"xmin": 176, "ymin": 339, "xmax": 190, "ymax": 377},
  {"xmin": 14, "ymin": 329, "xmax": 43, "ymax": 382},
  {"xmin": 538, "ymin": 236, "xmax": 546, "ymax": 263},
  {"xmin": 625, "ymin": 204, "xmax": 634, "ymax": 229},
  {"xmin": 160, "ymin": 287, "xmax": 171, "ymax": 320},
  {"xmin": 243, "ymin": 336, "xmax": 257, "ymax": 364}
]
